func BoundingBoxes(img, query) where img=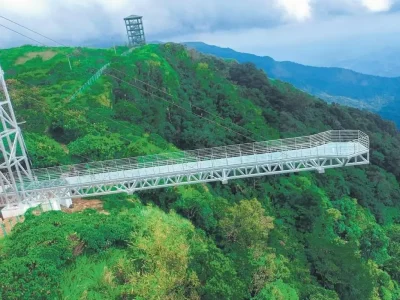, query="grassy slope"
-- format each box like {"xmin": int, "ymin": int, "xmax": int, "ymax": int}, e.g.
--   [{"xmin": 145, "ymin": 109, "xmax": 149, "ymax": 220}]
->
[{"xmin": 0, "ymin": 44, "xmax": 399, "ymax": 299}]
